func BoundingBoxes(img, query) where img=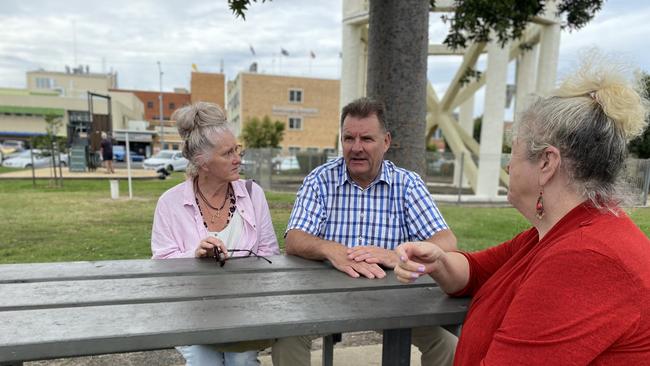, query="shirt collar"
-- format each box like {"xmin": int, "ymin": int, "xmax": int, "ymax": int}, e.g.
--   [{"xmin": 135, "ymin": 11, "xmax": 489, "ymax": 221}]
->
[
  {"xmin": 182, "ymin": 178, "xmax": 196, "ymax": 207},
  {"xmin": 336, "ymin": 159, "xmax": 393, "ymax": 188},
  {"xmin": 538, "ymin": 201, "xmax": 602, "ymax": 244}
]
